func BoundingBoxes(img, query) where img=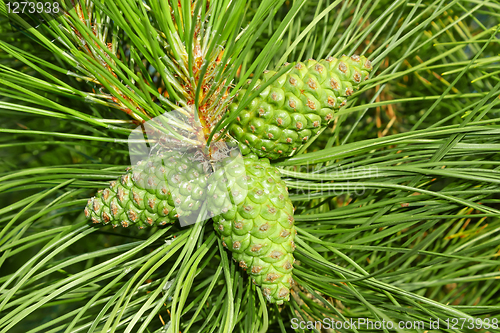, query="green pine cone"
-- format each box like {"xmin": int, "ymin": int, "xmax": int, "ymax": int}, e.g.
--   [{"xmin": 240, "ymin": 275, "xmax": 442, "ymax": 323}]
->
[
  {"xmin": 229, "ymin": 55, "xmax": 373, "ymax": 159},
  {"xmin": 84, "ymin": 151, "xmax": 209, "ymax": 228},
  {"xmin": 208, "ymin": 155, "xmax": 296, "ymax": 304}
]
